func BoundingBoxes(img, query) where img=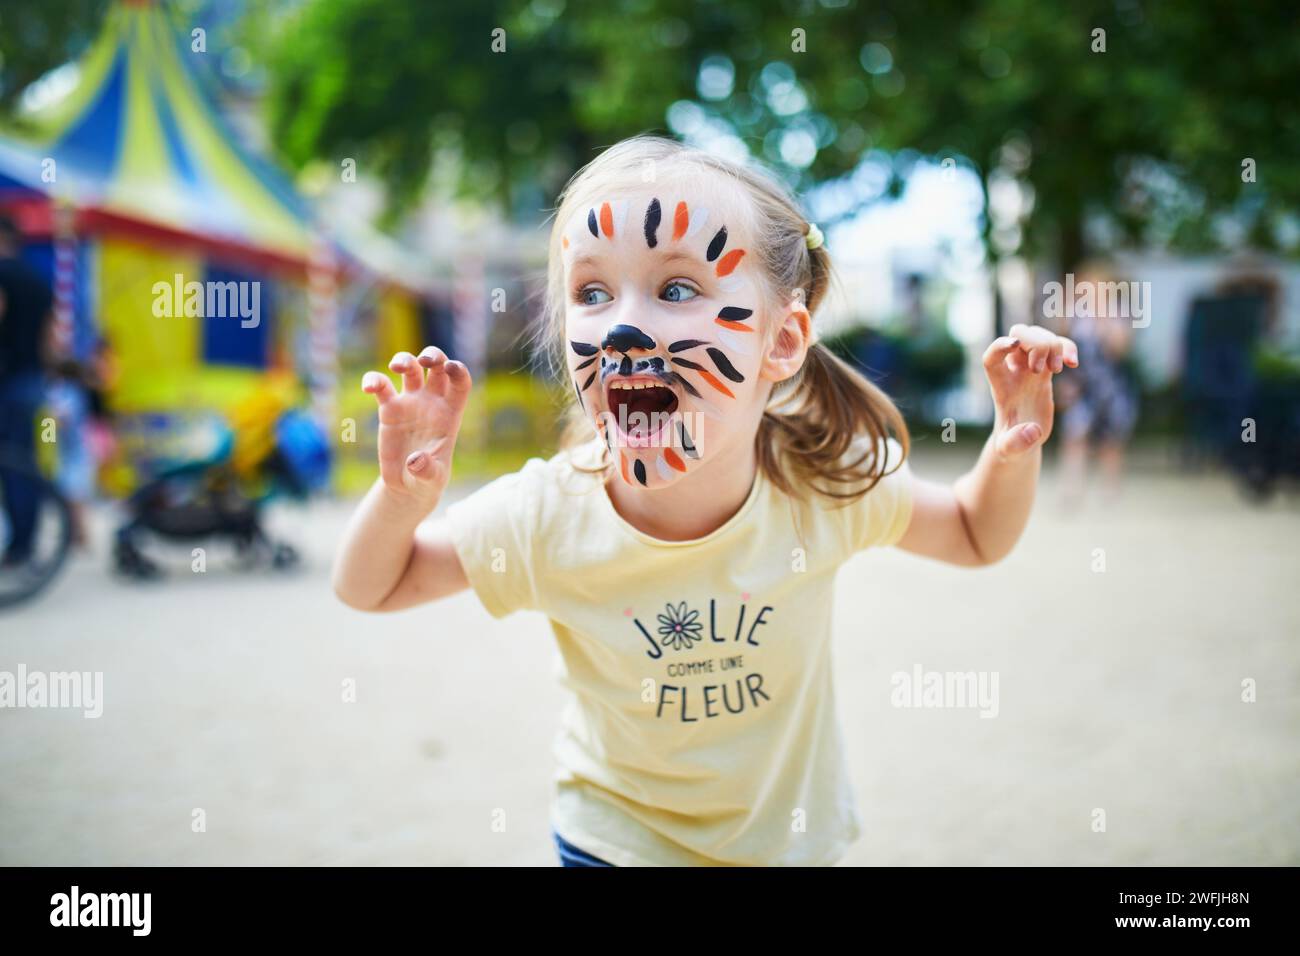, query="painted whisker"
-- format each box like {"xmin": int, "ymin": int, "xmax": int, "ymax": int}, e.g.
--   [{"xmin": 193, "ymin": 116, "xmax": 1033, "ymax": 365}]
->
[
  {"xmin": 706, "ymin": 348, "xmax": 745, "ymax": 383},
  {"xmin": 669, "ymin": 339, "xmax": 709, "ymax": 353},
  {"xmin": 696, "ymin": 370, "xmax": 734, "ymax": 398},
  {"xmin": 678, "ymin": 421, "xmax": 699, "ymax": 459},
  {"xmin": 668, "ymin": 370, "xmax": 702, "ymax": 398},
  {"xmin": 715, "ymin": 329, "xmax": 754, "ymax": 356}
]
